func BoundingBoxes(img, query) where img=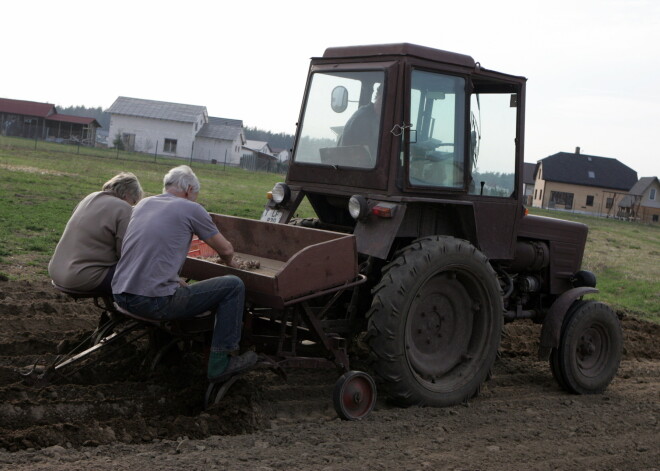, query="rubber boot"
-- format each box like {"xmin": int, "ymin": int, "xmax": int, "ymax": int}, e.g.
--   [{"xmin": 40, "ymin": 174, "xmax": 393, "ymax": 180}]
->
[{"xmin": 207, "ymin": 351, "xmax": 230, "ymax": 380}]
